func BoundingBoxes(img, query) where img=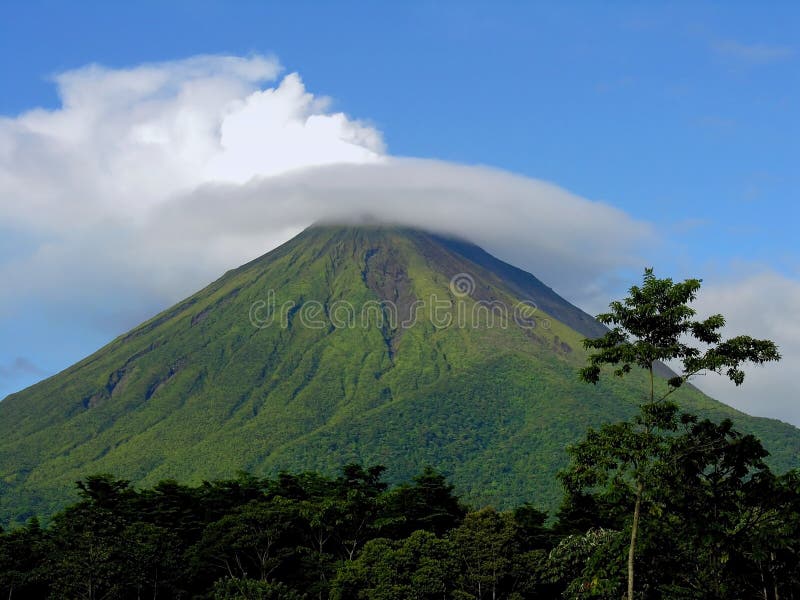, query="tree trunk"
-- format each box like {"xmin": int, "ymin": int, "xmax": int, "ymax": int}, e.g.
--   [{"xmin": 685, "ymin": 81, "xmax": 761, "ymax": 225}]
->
[
  {"xmin": 627, "ymin": 480, "xmax": 644, "ymax": 600},
  {"xmin": 771, "ymin": 552, "xmax": 780, "ymax": 600}
]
